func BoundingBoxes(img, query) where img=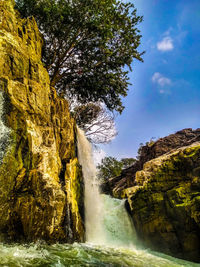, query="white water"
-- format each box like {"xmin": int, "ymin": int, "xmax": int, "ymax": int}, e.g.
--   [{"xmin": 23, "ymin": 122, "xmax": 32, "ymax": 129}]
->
[
  {"xmin": 75, "ymin": 128, "xmax": 200, "ymax": 267},
  {"xmin": 77, "ymin": 127, "xmax": 136, "ymax": 247},
  {"xmin": 0, "ymin": 242, "xmax": 198, "ymax": 267},
  {"xmin": 101, "ymin": 194, "xmax": 137, "ymax": 247},
  {"xmin": 0, "ymin": 119, "xmax": 197, "ymax": 266},
  {"xmin": 77, "ymin": 127, "xmax": 105, "ymax": 243},
  {"xmin": 0, "ymin": 92, "xmax": 10, "ymax": 162}
]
